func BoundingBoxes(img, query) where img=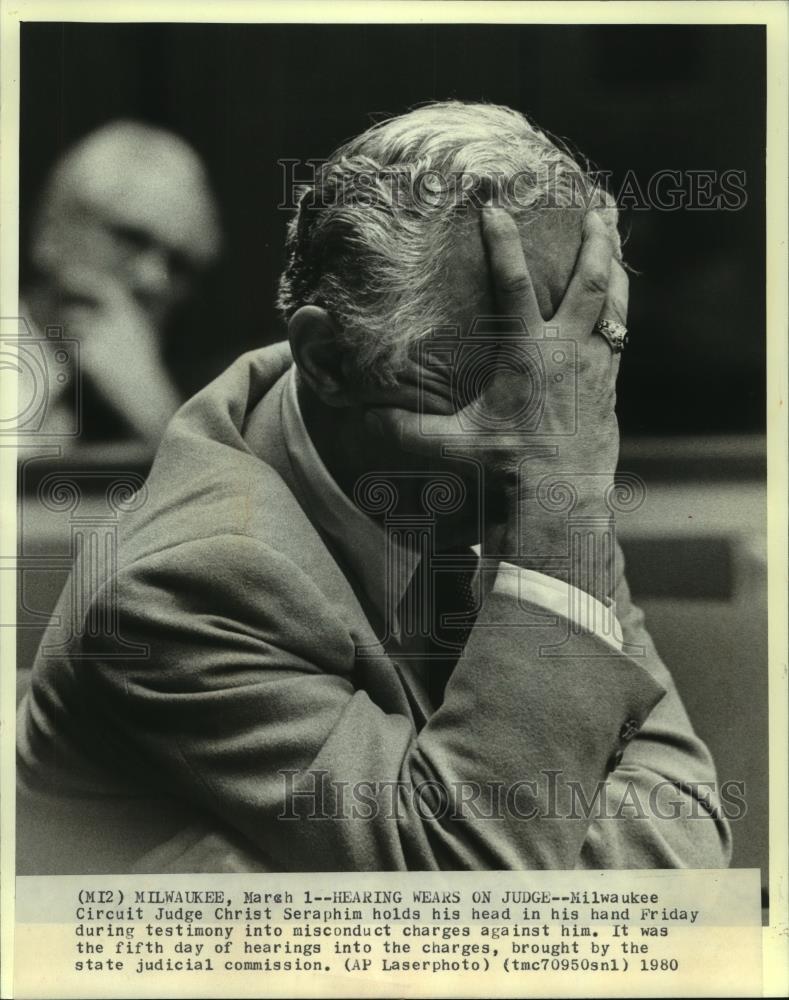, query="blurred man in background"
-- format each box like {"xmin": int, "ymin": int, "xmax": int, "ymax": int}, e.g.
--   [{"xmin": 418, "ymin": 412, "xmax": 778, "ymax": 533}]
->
[{"xmin": 21, "ymin": 120, "xmax": 221, "ymax": 448}]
